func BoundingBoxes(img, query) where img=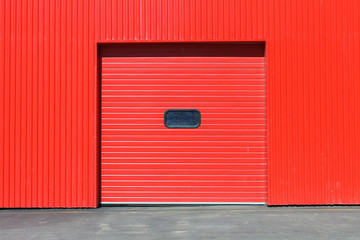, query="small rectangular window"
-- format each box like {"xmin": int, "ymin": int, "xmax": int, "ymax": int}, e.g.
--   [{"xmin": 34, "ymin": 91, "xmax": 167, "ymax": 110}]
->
[{"xmin": 164, "ymin": 109, "xmax": 201, "ymax": 128}]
